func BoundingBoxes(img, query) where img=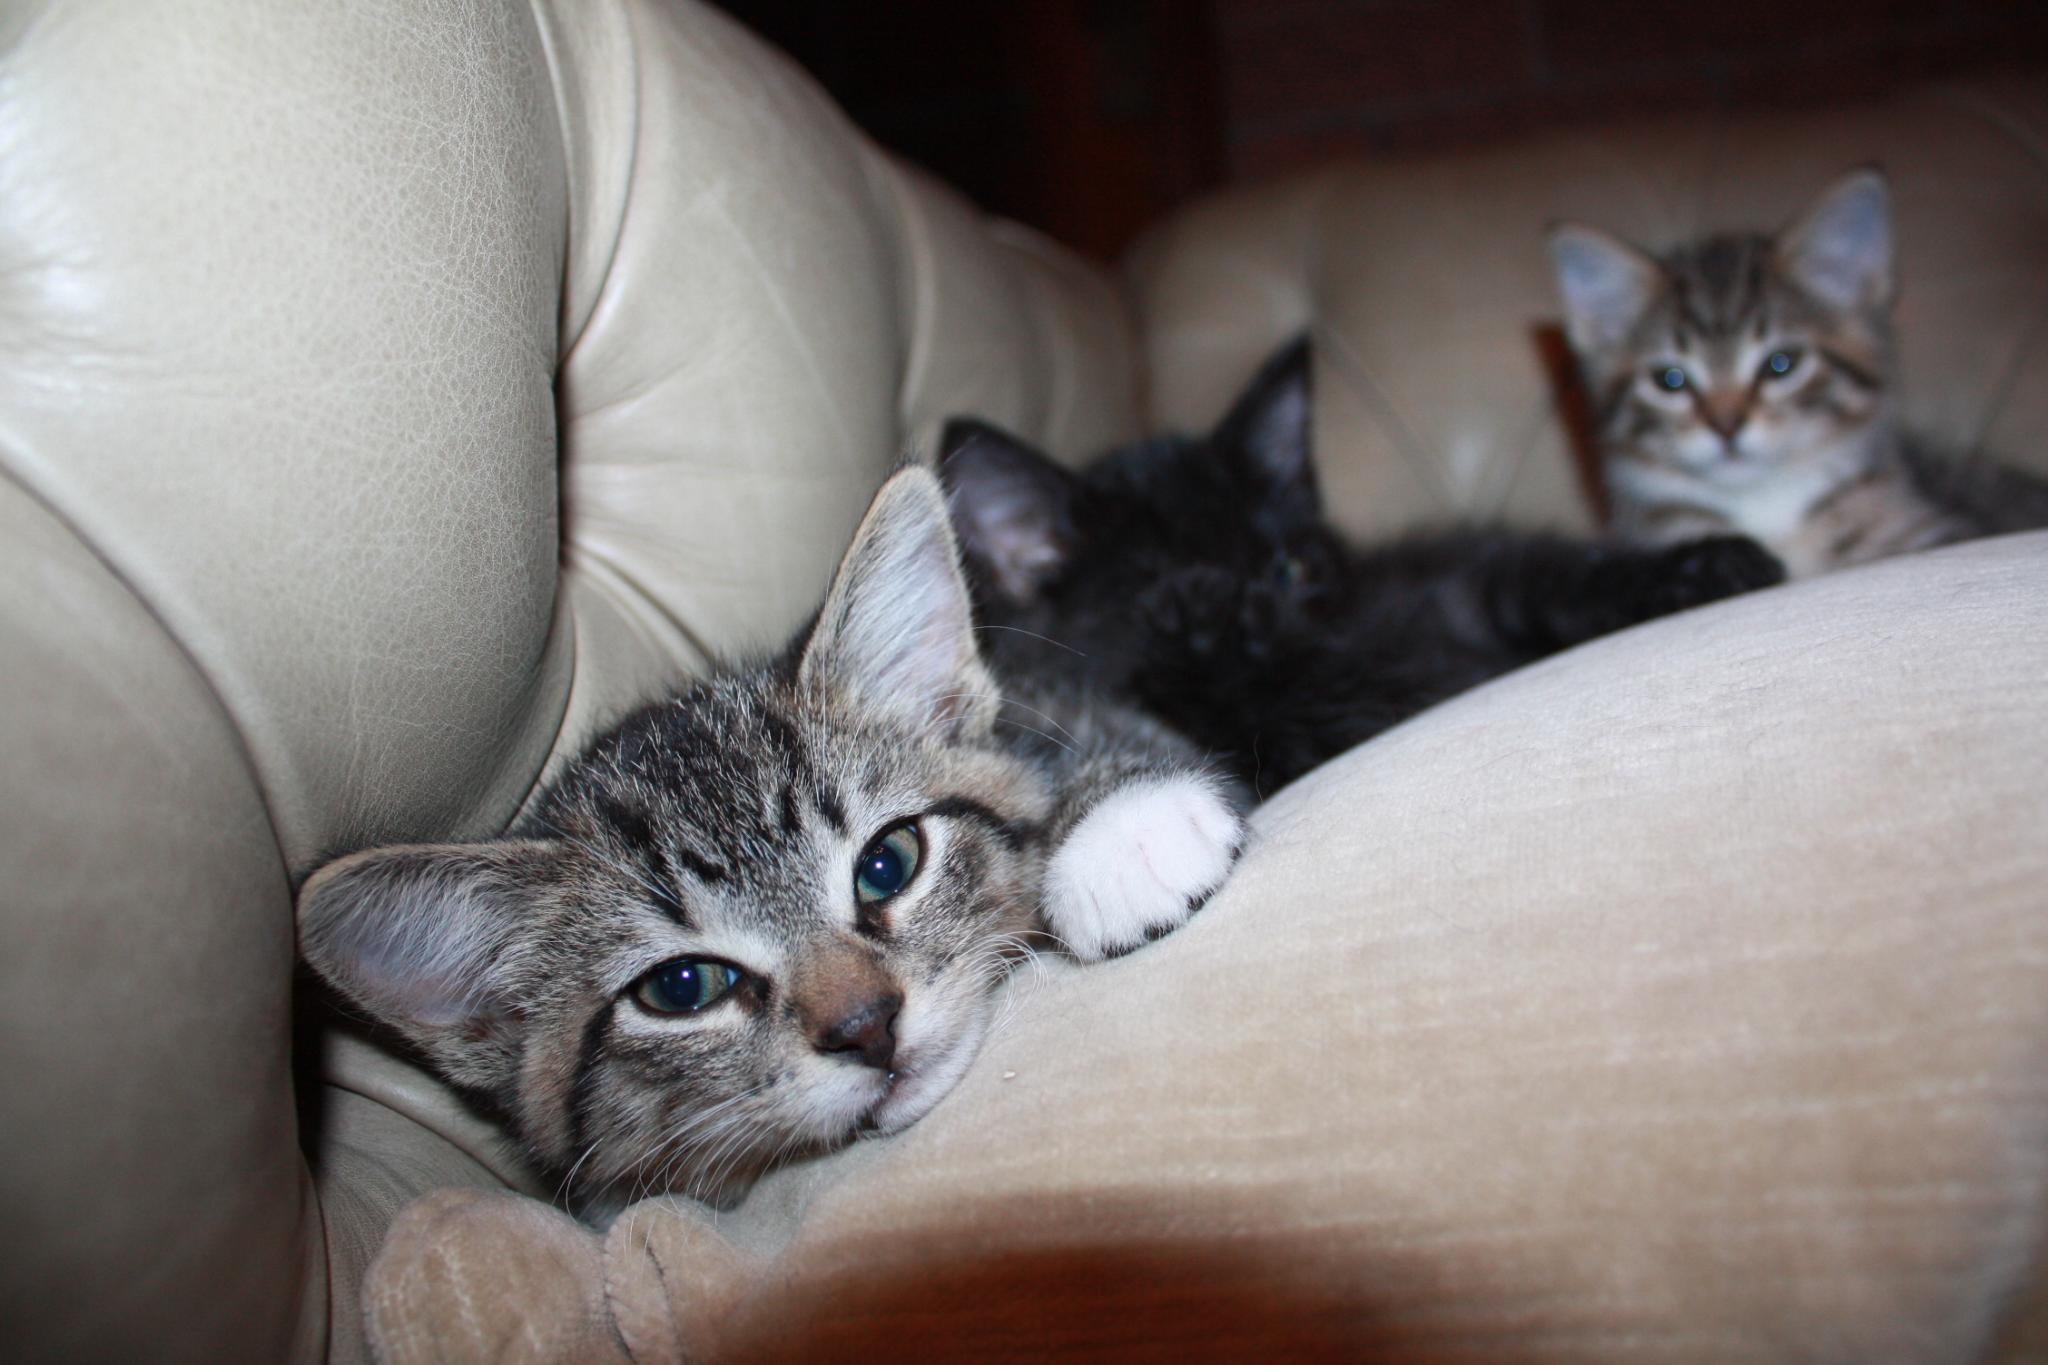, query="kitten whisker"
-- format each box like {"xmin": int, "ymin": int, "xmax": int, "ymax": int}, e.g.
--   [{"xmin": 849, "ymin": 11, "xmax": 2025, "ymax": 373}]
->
[
  {"xmin": 760, "ymin": 1121, "xmax": 815, "ymax": 1180},
  {"xmin": 914, "ymin": 688, "xmax": 1084, "ymax": 757},
  {"xmin": 991, "ymin": 715, "xmax": 1079, "ymax": 757},
  {"xmin": 981, "ymin": 947, "xmax": 1047, "ymax": 1043},
  {"xmin": 1029, "ymin": 924, "xmax": 1079, "ymax": 958},
  {"xmin": 624, "ymin": 1085, "xmax": 771, "ymax": 1204},
  {"xmin": 973, "ymin": 623, "xmax": 1089, "ymax": 658},
  {"xmin": 695, "ymin": 1111, "xmax": 777, "ymax": 1201},
  {"xmin": 993, "ymin": 697, "xmax": 1081, "ymax": 749},
  {"xmin": 556, "ymin": 1138, "xmax": 606, "ymax": 1206}
]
